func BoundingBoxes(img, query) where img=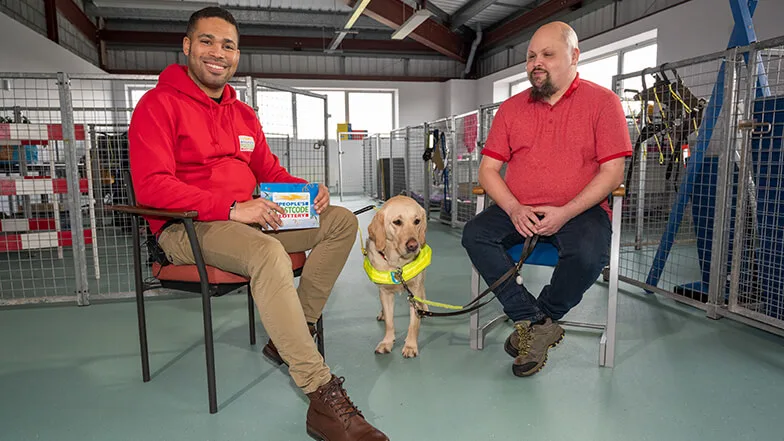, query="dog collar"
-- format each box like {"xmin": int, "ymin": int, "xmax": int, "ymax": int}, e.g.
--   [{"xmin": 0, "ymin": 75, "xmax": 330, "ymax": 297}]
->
[{"xmin": 363, "ymin": 244, "xmax": 432, "ymax": 285}]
